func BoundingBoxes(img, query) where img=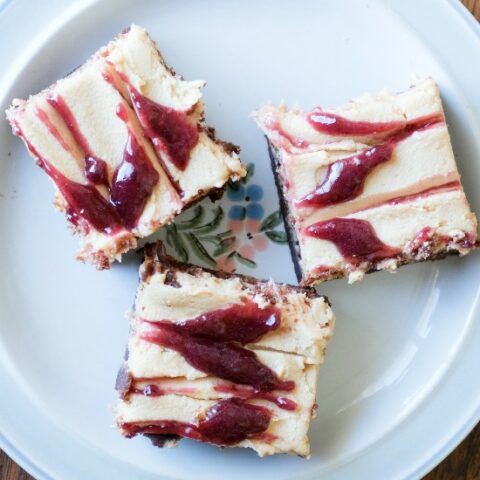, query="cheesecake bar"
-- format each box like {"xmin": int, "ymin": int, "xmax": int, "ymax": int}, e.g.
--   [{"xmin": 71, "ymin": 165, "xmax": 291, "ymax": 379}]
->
[
  {"xmin": 254, "ymin": 79, "xmax": 478, "ymax": 284},
  {"xmin": 6, "ymin": 25, "xmax": 245, "ymax": 269},
  {"xmin": 116, "ymin": 242, "xmax": 335, "ymax": 457}
]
